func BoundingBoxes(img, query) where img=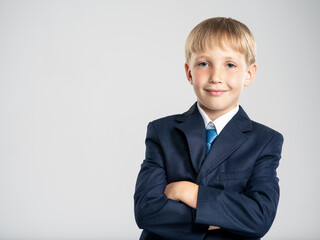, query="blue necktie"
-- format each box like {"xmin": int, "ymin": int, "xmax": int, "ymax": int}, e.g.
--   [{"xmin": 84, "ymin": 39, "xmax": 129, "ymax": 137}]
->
[{"xmin": 206, "ymin": 128, "xmax": 218, "ymax": 154}]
